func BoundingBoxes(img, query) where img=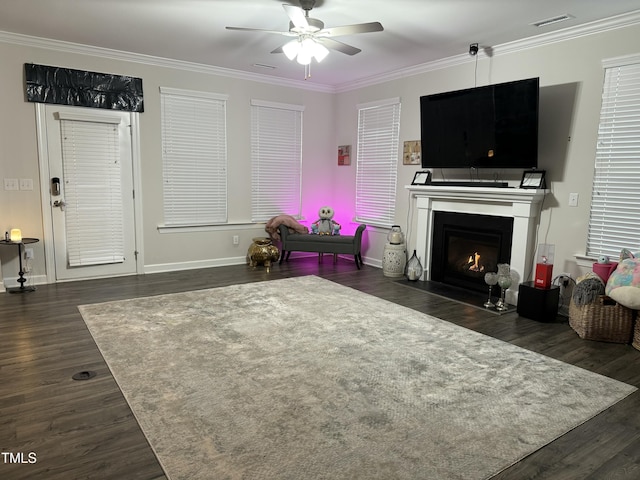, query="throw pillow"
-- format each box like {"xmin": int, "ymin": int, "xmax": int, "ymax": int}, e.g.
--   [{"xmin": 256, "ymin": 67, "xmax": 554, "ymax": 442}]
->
[{"xmin": 605, "ymin": 251, "xmax": 640, "ymax": 309}]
